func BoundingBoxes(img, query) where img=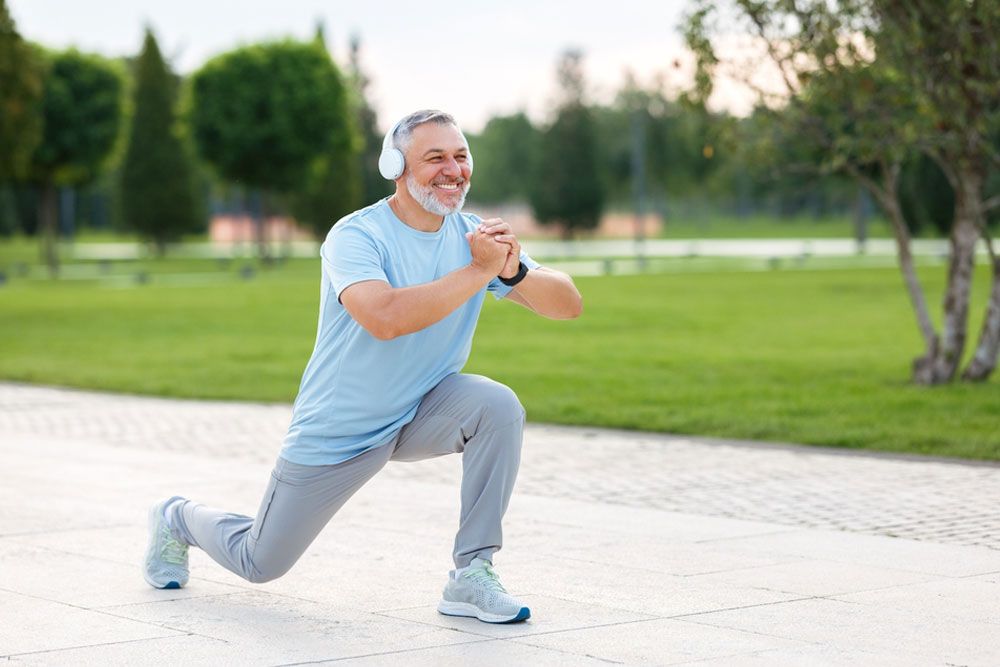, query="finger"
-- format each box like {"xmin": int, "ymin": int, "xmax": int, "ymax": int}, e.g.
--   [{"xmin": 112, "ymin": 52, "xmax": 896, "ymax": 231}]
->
[
  {"xmin": 493, "ymin": 234, "xmax": 519, "ymax": 246},
  {"xmin": 477, "ymin": 219, "xmax": 507, "ymax": 232},
  {"xmin": 481, "ymin": 223, "xmax": 511, "ymax": 235}
]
